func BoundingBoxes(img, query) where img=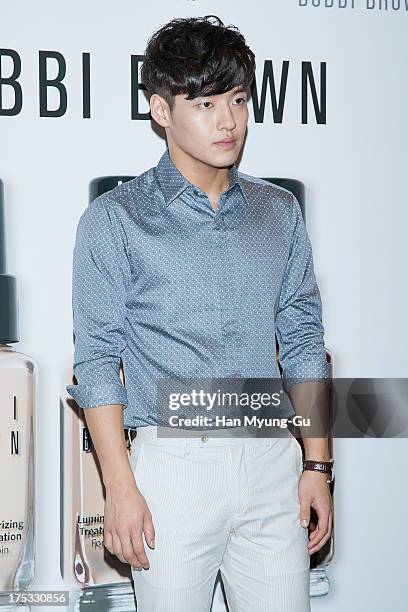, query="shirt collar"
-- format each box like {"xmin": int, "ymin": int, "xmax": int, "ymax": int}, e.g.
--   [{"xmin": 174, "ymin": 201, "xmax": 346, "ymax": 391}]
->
[{"xmin": 154, "ymin": 148, "xmax": 249, "ymax": 207}]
